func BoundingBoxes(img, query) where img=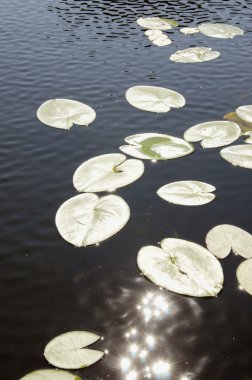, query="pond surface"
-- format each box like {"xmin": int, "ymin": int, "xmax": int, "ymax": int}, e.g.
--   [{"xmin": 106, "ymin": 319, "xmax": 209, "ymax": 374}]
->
[{"xmin": 1, "ymin": 0, "xmax": 252, "ymax": 379}]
